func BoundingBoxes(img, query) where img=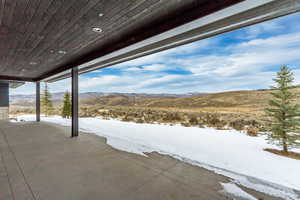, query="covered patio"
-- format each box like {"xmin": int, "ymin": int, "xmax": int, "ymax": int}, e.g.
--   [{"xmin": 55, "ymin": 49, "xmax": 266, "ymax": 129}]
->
[
  {"xmin": 0, "ymin": 120, "xmax": 282, "ymax": 200},
  {"xmin": 1, "ymin": 0, "xmax": 300, "ymax": 199}
]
